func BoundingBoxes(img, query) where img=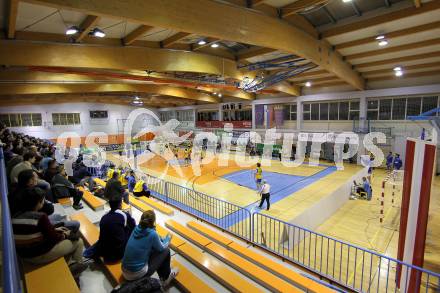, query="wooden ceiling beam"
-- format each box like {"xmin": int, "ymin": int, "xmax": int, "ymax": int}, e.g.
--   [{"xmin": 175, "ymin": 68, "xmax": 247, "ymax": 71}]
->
[
  {"xmin": 355, "ymin": 51, "xmax": 440, "ymax": 69},
  {"xmin": 160, "ymin": 32, "xmax": 191, "ymax": 48},
  {"xmin": 6, "ymin": 0, "xmax": 19, "ymax": 39},
  {"xmin": 123, "ymin": 25, "xmax": 154, "ymax": 45},
  {"xmin": 22, "ymin": 0, "xmax": 364, "ymax": 89},
  {"xmin": 236, "ymin": 47, "xmax": 277, "ymax": 61},
  {"xmin": 346, "ymin": 38, "xmax": 440, "ymax": 61},
  {"xmin": 281, "ymin": 0, "xmax": 329, "ymax": 18},
  {"xmin": 0, "ymin": 83, "xmax": 222, "ymax": 103},
  {"xmin": 322, "ymin": 0, "xmax": 440, "ymax": 38},
  {"xmin": 415, "ymin": 0, "xmax": 422, "ymax": 8},
  {"xmin": 0, "ymin": 41, "xmax": 242, "ymax": 78},
  {"xmin": 252, "ymin": 0, "xmax": 266, "ymax": 7},
  {"xmin": 75, "ymin": 15, "xmax": 100, "ymax": 42},
  {"xmin": 269, "ymin": 82, "xmax": 301, "ymax": 96},
  {"xmin": 336, "ymin": 21, "xmax": 440, "ymax": 50}
]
